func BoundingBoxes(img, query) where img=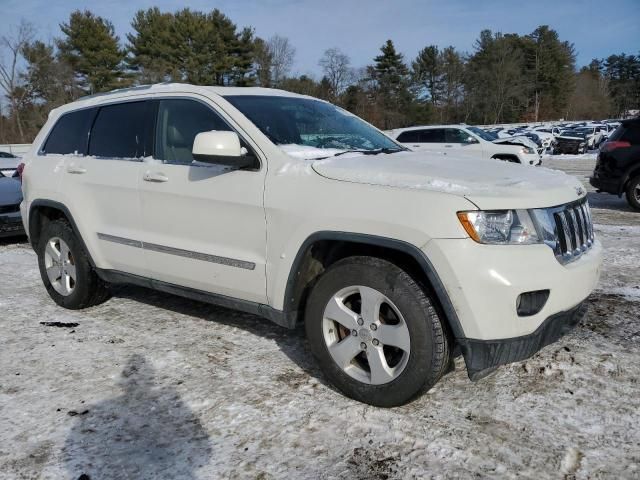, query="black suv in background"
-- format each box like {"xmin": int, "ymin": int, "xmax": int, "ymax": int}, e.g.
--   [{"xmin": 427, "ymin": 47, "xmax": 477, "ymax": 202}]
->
[{"xmin": 590, "ymin": 117, "xmax": 640, "ymax": 210}]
